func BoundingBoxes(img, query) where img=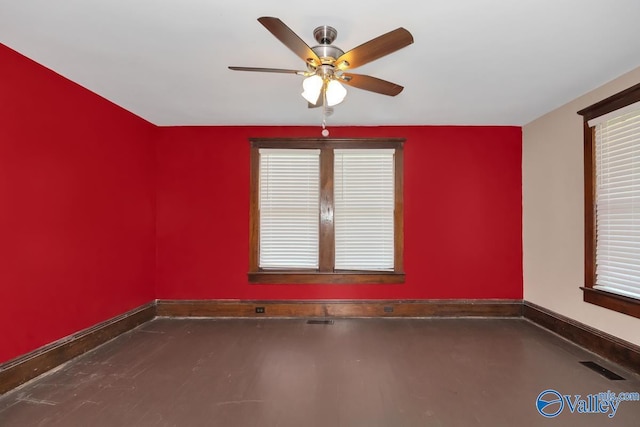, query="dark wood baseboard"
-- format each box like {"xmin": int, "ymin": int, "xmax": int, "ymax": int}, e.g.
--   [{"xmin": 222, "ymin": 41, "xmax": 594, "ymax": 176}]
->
[
  {"xmin": 0, "ymin": 302, "xmax": 156, "ymax": 395},
  {"xmin": 4, "ymin": 299, "xmax": 637, "ymax": 395},
  {"xmin": 156, "ymin": 299, "xmax": 523, "ymax": 318},
  {"xmin": 523, "ymin": 301, "xmax": 640, "ymax": 375}
]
